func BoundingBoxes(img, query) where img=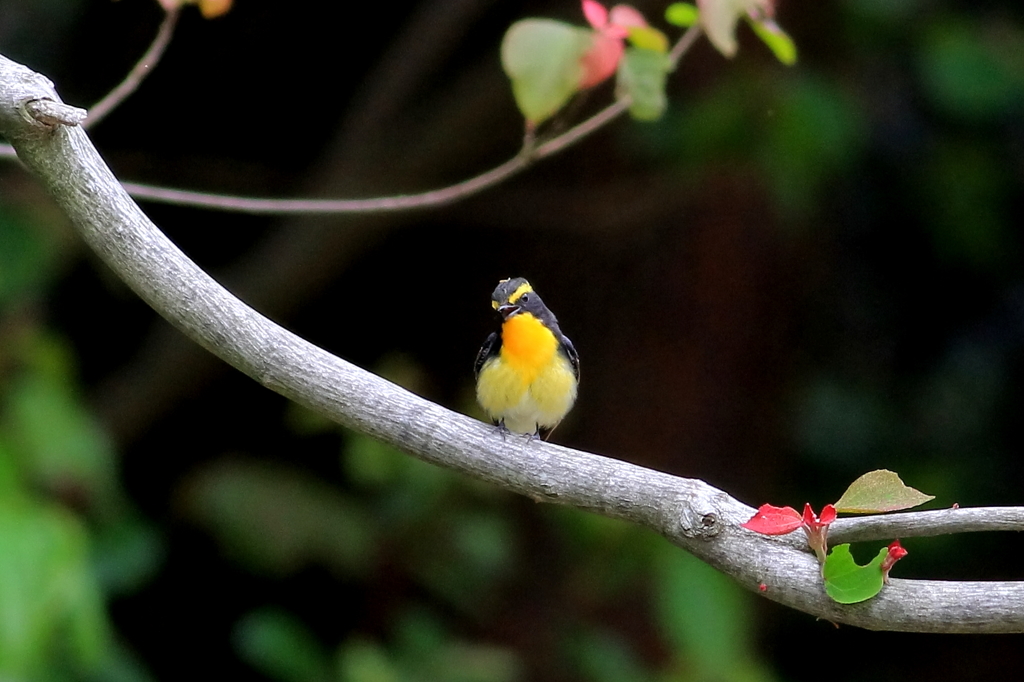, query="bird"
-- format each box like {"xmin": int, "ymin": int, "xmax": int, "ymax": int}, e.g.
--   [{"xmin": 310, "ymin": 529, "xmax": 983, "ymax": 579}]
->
[{"xmin": 474, "ymin": 277, "xmax": 579, "ymax": 439}]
